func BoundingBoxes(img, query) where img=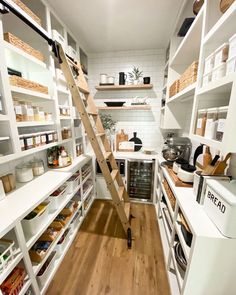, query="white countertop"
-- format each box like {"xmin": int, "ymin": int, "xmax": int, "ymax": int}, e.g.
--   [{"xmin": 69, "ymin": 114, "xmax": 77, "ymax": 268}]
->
[{"xmin": 113, "ymin": 151, "xmax": 158, "ymax": 160}]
